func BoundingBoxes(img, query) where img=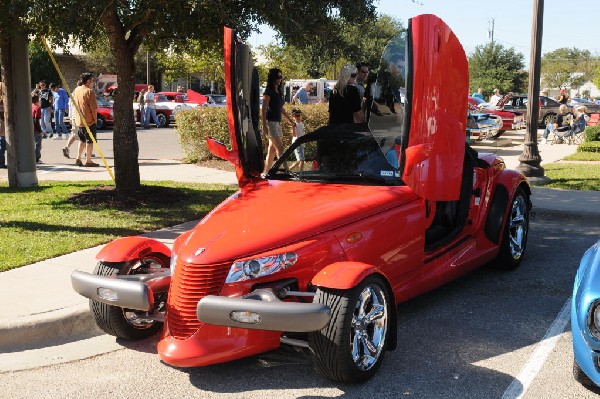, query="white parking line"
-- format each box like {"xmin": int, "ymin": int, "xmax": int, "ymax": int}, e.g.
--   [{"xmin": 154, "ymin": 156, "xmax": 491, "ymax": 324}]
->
[{"xmin": 502, "ymin": 297, "xmax": 571, "ymax": 399}]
